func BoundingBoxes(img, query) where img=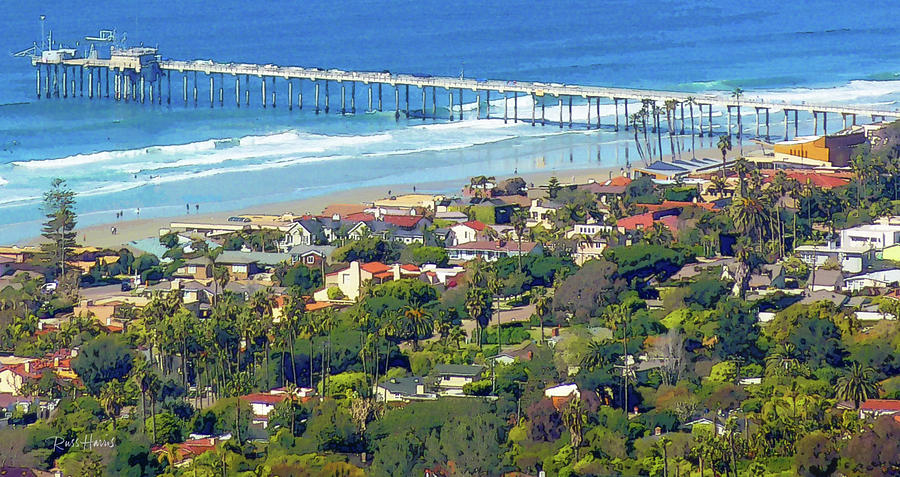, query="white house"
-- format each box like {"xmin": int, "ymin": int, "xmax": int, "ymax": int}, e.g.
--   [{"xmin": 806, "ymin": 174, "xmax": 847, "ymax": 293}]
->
[
  {"xmin": 446, "ymin": 240, "xmax": 541, "ymax": 262},
  {"xmin": 449, "ymin": 221, "xmax": 488, "ymax": 246},
  {"xmin": 844, "ymin": 269, "xmax": 900, "ymax": 292},
  {"xmin": 840, "ymin": 217, "xmax": 900, "ymax": 251}
]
